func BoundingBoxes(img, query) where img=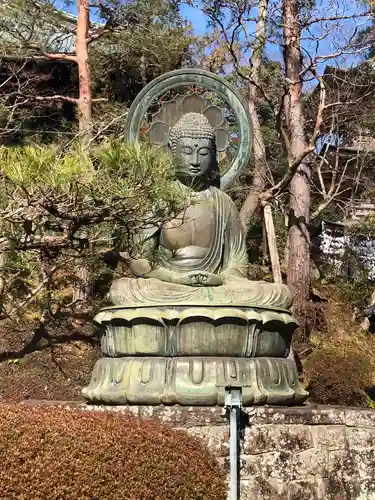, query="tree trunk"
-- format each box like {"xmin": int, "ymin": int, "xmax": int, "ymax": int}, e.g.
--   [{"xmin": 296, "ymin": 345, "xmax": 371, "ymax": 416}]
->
[
  {"xmin": 140, "ymin": 53, "xmax": 147, "ymax": 87},
  {"xmin": 239, "ymin": 0, "xmax": 268, "ymax": 233},
  {"xmin": 76, "ymin": 0, "xmax": 92, "ymax": 147},
  {"xmin": 0, "ymin": 252, "xmax": 6, "ymax": 307},
  {"xmin": 72, "ymin": 233, "xmax": 92, "ymax": 305},
  {"xmin": 73, "ymin": 0, "xmax": 92, "ymax": 302},
  {"xmin": 283, "ymin": 0, "xmax": 311, "ymax": 310},
  {"xmin": 73, "ymin": 260, "xmax": 92, "ymax": 303},
  {"xmin": 239, "ymin": 97, "xmax": 268, "ymax": 232}
]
